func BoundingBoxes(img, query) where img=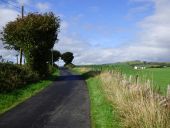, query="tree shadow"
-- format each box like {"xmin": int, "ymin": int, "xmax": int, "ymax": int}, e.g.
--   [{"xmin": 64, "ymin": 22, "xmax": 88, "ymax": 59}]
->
[
  {"xmin": 54, "ymin": 70, "xmax": 101, "ymax": 81},
  {"xmin": 56, "ymin": 75, "xmax": 84, "ymax": 81},
  {"xmin": 44, "ymin": 74, "xmax": 58, "ymax": 81}
]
